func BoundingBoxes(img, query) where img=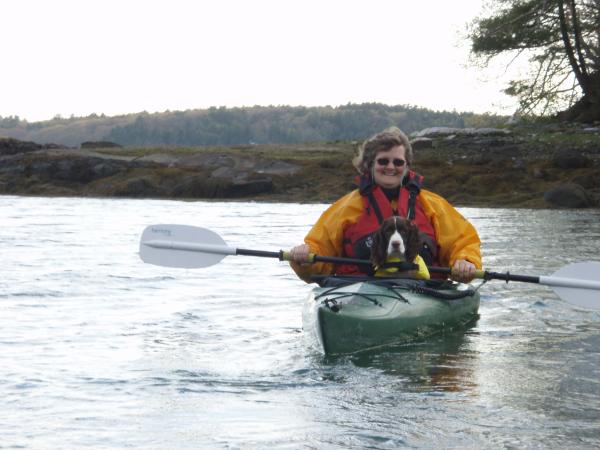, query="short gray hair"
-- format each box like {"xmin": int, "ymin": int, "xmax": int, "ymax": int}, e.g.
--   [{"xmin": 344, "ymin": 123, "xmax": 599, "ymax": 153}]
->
[{"xmin": 352, "ymin": 127, "xmax": 413, "ymax": 174}]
